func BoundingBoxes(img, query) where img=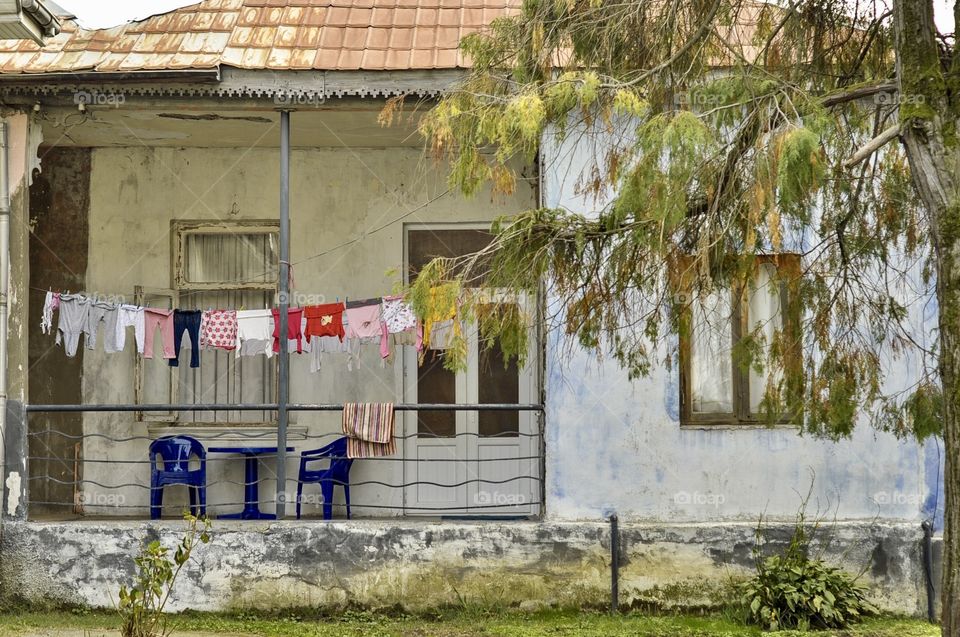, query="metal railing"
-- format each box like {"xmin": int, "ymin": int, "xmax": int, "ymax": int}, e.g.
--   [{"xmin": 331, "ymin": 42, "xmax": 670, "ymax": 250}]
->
[{"xmin": 6, "ymin": 400, "xmax": 546, "ymax": 521}]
